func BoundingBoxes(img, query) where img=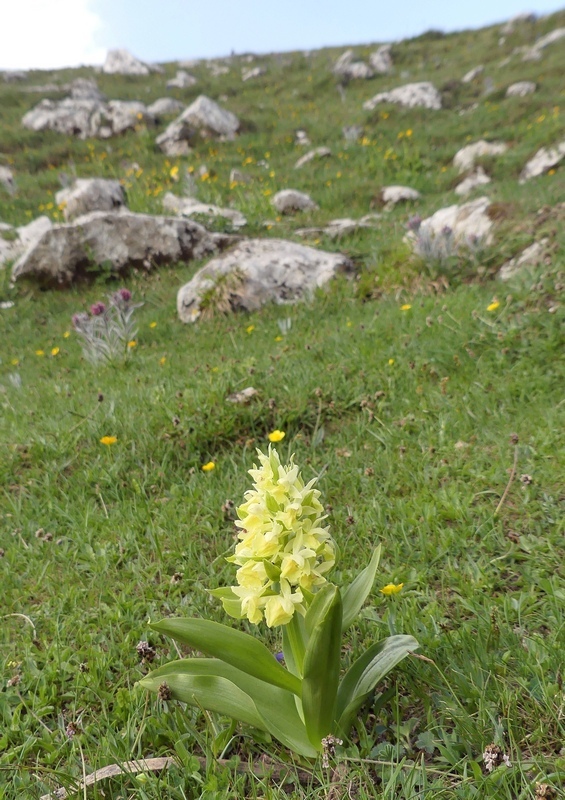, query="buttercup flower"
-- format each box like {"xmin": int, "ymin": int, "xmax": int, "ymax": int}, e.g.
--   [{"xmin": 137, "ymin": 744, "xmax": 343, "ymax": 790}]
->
[
  {"xmin": 268, "ymin": 430, "xmax": 285, "ymax": 443},
  {"xmin": 380, "ymin": 582, "xmax": 404, "ymax": 595},
  {"xmin": 487, "ymin": 301, "xmax": 500, "ymax": 312},
  {"xmin": 400, "ymin": 304, "xmax": 412, "ymax": 311},
  {"xmin": 127, "ymin": 340, "xmax": 137, "ymax": 349},
  {"xmin": 51, "ymin": 347, "xmax": 60, "ymax": 356},
  {"xmin": 221, "ymin": 447, "xmax": 336, "ymax": 627},
  {"xmin": 100, "ymin": 436, "xmax": 117, "ymax": 446},
  {"xmin": 149, "ymin": 322, "xmax": 157, "ymax": 329},
  {"xmin": 35, "ymin": 349, "xmax": 45, "ymax": 356},
  {"xmin": 202, "ymin": 461, "xmax": 215, "ymax": 472}
]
